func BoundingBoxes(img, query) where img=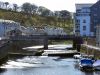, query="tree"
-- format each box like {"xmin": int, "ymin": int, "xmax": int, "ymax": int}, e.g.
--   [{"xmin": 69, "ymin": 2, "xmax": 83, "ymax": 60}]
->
[
  {"xmin": 37, "ymin": 6, "xmax": 51, "ymax": 16},
  {"xmin": 5, "ymin": 2, "xmax": 9, "ymax": 9},
  {"xmin": 31, "ymin": 4, "xmax": 38, "ymax": 14},
  {"xmin": 41, "ymin": 9, "xmax": 51, "ymax": 16},
  {"xmin": 21, "ymin": 2, "xmax": 32, "ymax": 14},
  {"xmin": 13, "ymin": 4, "xmax": 18, "ymax": 11},
  {"xmin": 60, "ymin": 10, "xmax": 71, "ymax": 19},
  {"xmin": 54, "ymin": 11, "xmax": 60, "ymax": 17},
  {"xmin": 37, "ymin": 6, "xmax": 46, "ymax": 15}
]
